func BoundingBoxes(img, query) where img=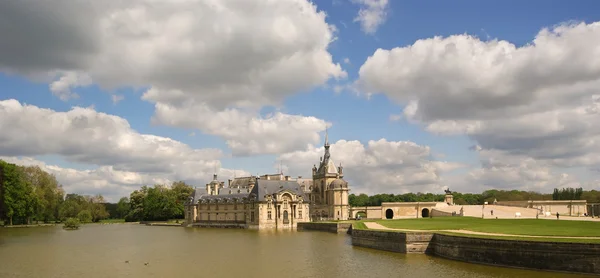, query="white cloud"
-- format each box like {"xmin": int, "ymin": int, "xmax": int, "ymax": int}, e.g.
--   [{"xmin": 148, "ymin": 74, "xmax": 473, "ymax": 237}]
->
[
  {"xmin": 0, "ymin": 0, "xmax": 346, "ymax": 155},
  {"xmin": 111, "ymin": 94, "xmax": 124, "ymax": 104},
  {"xmin": 352, "ymin": 0, "xmax": 389, "ymax": 34},
  {"xmin": 279, "ymin": 139, "xmax": 466, "ymax": 195},
  {"xmin": 151, "ymin": 102, "xmax": 328, "ymax": 156},
  {"xmin": 343, "ymin": 57, "xmax": 351, "ymax": 64},
  {"xmin": 0, "ymin": 156, "xmax": 245, "ymax": 202},
  {"xmin": 48, "ymin": 71, "xmax": 92, "ymax": 101},
  {"xmin": 0, "ymin": 99, "xmax": 250, "ymax": 200},
  {"xmin": 358, "ymin": 21, "xmax": 600, "ymax": 172}
]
